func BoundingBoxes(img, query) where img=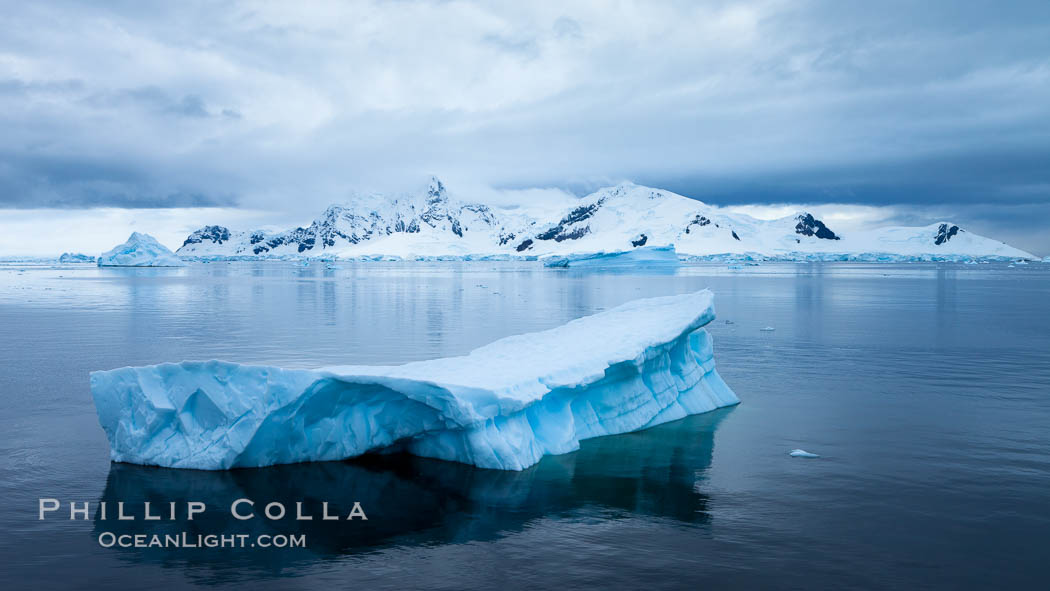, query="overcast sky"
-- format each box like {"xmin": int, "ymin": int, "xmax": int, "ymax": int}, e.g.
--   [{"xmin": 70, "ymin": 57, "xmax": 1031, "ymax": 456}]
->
[{"xmin": 2, "ymin": 0, "xmax": 1049, "ymax": 255}]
